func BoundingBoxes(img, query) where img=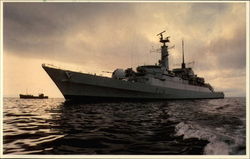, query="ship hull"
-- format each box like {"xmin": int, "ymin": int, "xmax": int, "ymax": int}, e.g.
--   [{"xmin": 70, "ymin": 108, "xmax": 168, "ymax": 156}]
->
[
  {"xmin": 42, "ymin": 65, "xmax": 224, "ymax": 102},
  {"xmin": 20, "ymin": 94, "xmax": 48, "ymax": 99}
]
